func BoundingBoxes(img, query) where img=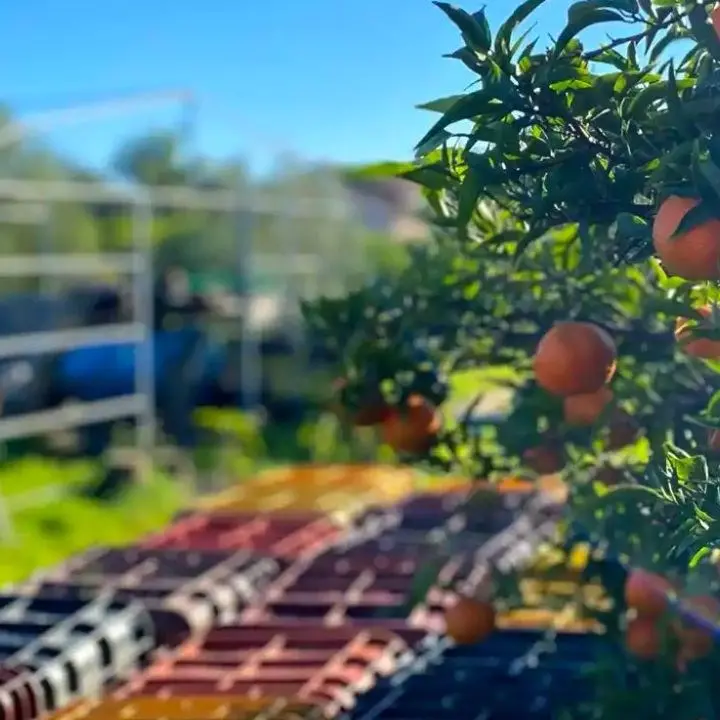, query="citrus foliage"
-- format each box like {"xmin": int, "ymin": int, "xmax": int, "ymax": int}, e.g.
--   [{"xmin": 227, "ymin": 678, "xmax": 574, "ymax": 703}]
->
[{"xmin": 304, "ymin": 0, "xmax": 720, "ymax": 715}]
